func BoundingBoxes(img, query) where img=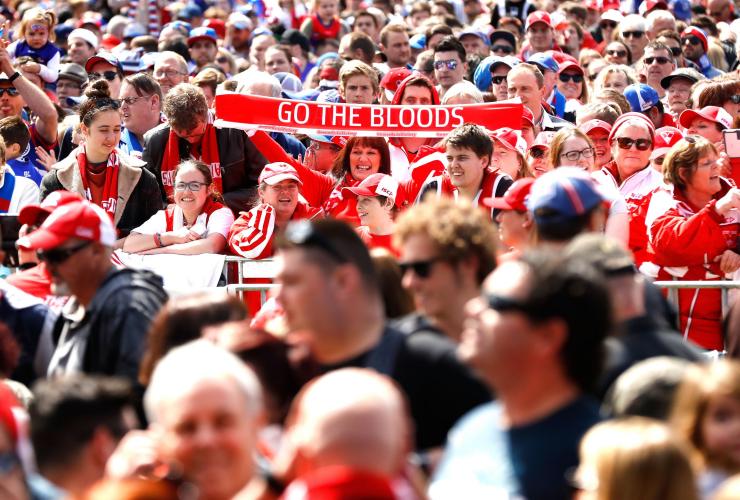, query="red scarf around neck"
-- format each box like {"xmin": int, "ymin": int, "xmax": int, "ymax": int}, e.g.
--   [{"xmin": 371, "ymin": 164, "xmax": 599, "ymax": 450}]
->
[
  {"xmin": 164, "ymin": 197, "xmax": 223, "ymax": 231},
  {"xmin": 77, "ymin": 145, "xmax": 120, "ymax": 219},
  {"xmin": 161, "ymin": 122, "xmax": 222, "ymax": 201}
]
